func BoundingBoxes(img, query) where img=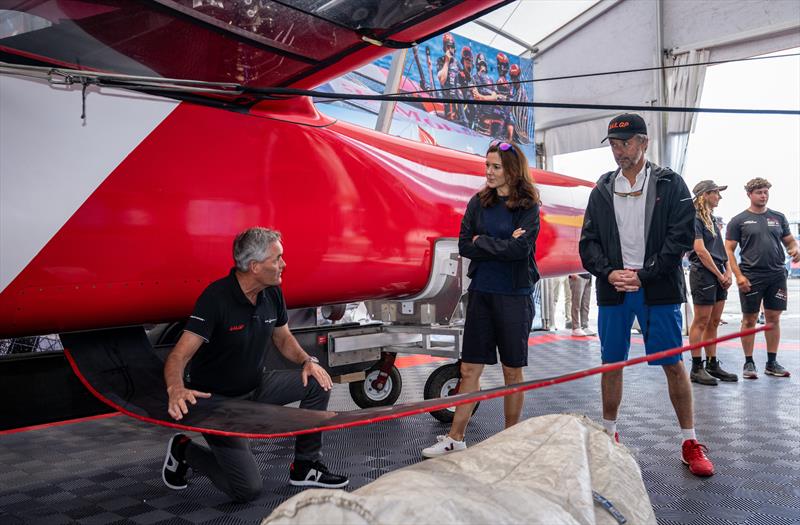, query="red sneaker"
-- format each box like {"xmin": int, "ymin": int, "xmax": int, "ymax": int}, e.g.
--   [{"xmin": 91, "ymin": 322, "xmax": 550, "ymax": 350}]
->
[
  {"xmin": 614, "ymin": 432, "xmax": 620, "ymax": 443},
  {"xmin": 681, "ymin": 439, "xmax": 714, "ymax": 477}
]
